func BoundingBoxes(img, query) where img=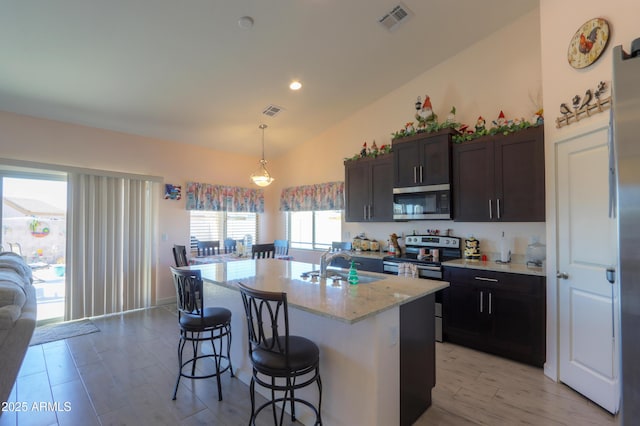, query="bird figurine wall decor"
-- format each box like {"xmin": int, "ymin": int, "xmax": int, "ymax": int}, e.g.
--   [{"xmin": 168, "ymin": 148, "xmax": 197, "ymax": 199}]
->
[
  {"xmin": 580, "ymin": 89, "xmax": 593, "ymax": 109},
  {"xmin": 594, "ymin": 81, "xmax": 607, "ymax": 100},
  {"xmin": 572, "ymin": 95, "xmax": 582, "ymax": 111},
  {"xmin": 556, "ymin": 81, "xmax": 612, "ymax": 128}
]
